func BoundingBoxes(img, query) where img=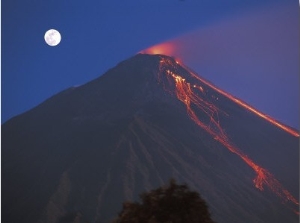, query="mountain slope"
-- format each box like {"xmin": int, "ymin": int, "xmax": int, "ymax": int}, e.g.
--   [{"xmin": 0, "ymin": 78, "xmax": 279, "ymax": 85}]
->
[{"xmin": 2, "ymin": 54, "xmax": 299, "ymax": 223}]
